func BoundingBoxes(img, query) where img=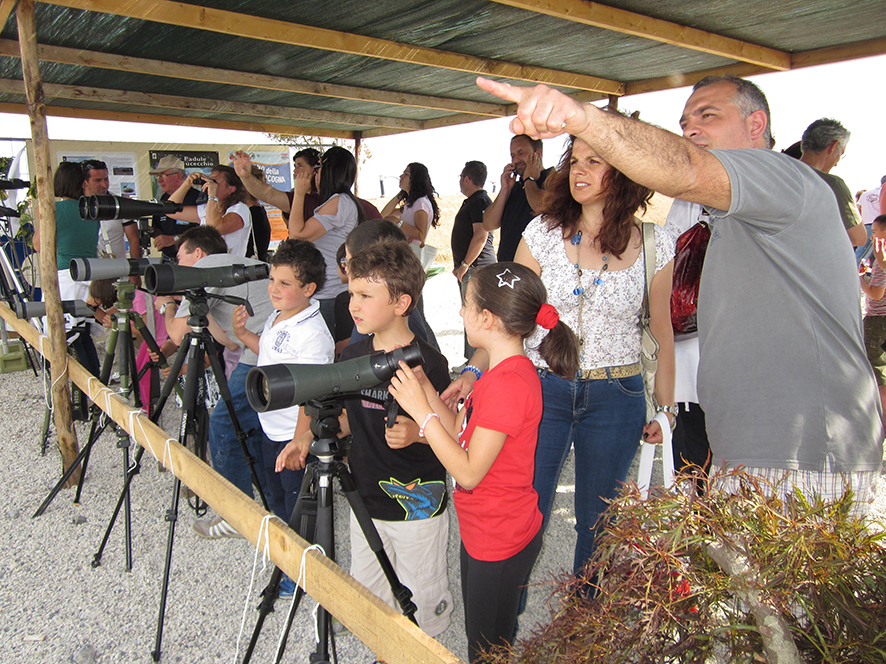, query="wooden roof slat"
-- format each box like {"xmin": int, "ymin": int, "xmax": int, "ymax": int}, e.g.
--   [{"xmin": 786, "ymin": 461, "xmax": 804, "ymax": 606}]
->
[
  {"xmin": 38, "ymin": 0, "xmax": 626, "ymax": 95},
  {"xmin": 0, "ymin": 101, "xmax": 354, "ymax": 138},
  {"xmin": 0, "ymin": 77, "xmax": 425, "ymax": 129},
  {"xmin": 791, "ymin": 36, "xmax": 886, "ymax": 70},
  {"xmin": 0, "ymin": 0, "xmax": 16, "ymax": 32},
  {"xmin": 0, "ymin": 39, "xmax": 507, "ymax": 117},
  {"xmin": 490, "ymin": 0, "xmax": 791, "ymax": 71}
]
